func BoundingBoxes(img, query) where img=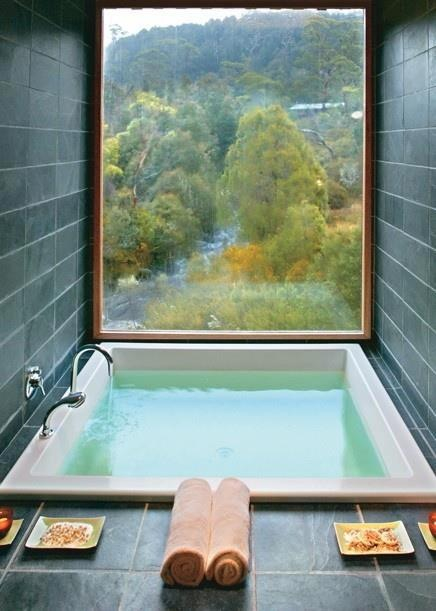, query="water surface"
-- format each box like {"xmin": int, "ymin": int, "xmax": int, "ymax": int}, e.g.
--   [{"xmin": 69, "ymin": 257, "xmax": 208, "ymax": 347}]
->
[{"xmin": 61, "ymin": 371, "xmax": 386, "ymax": 478}]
